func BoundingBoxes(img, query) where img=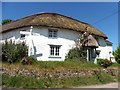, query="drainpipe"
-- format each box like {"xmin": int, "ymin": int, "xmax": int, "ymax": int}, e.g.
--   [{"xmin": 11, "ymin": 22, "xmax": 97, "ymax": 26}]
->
[
  {"xmin": 94, "ymin": 48, "xmax": 97, "ymax": 64},
  {"xmin": 87, "ymin": 49, "xmax": 89, "ymax": 62}
]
